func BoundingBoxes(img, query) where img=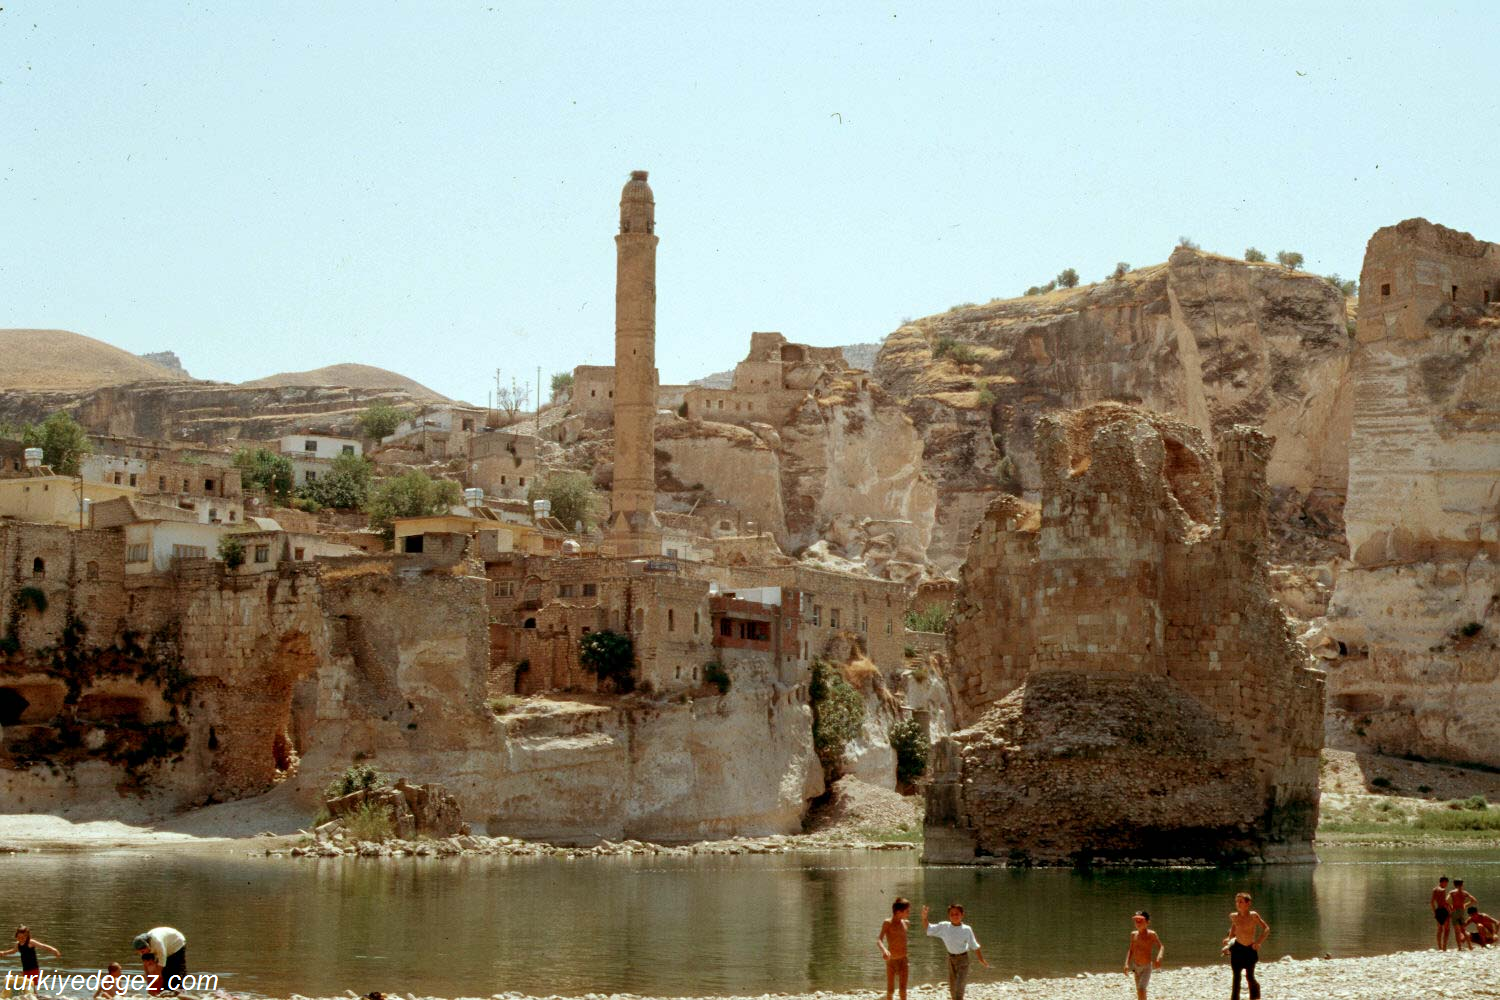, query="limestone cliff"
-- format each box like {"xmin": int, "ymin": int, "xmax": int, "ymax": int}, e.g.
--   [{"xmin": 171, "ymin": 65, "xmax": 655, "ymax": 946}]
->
[
  {"xmin": 874, "ymin": 249, "xmax": 1353, "ymax": 573},
  {"xmin": 925, "ymin": 405, "xmax": 1324, "ymax": 864},
  {"xmin": 1324, "ymin": 219, "xmax": 1500, "ymax": 766}
]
